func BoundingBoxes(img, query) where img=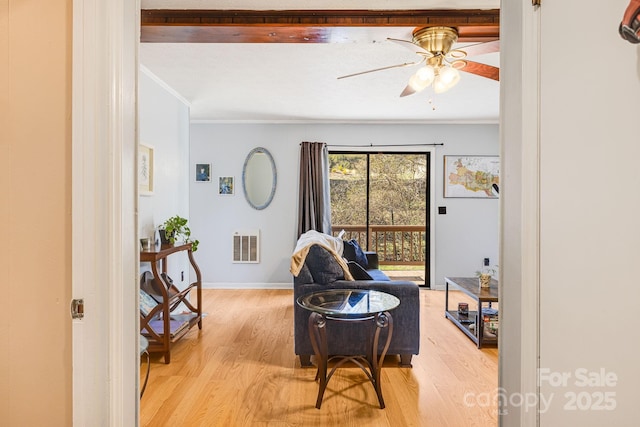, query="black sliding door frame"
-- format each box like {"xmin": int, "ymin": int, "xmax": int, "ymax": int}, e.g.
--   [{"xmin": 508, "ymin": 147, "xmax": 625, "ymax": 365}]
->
[{"xmin": 329, "ymin": 150, "xmax": 431, "ymax": 287}]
